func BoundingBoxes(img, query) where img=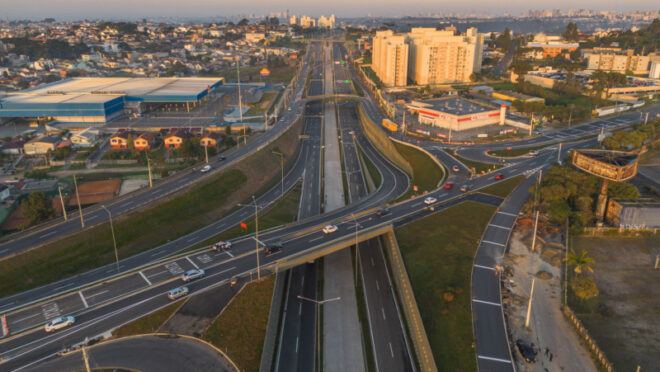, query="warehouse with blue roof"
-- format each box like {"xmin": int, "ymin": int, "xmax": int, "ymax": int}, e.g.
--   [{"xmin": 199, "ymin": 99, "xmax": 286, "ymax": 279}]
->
[{"xmin": 0, "ymin": 77, "xmax": 224, "ymax": 125}]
